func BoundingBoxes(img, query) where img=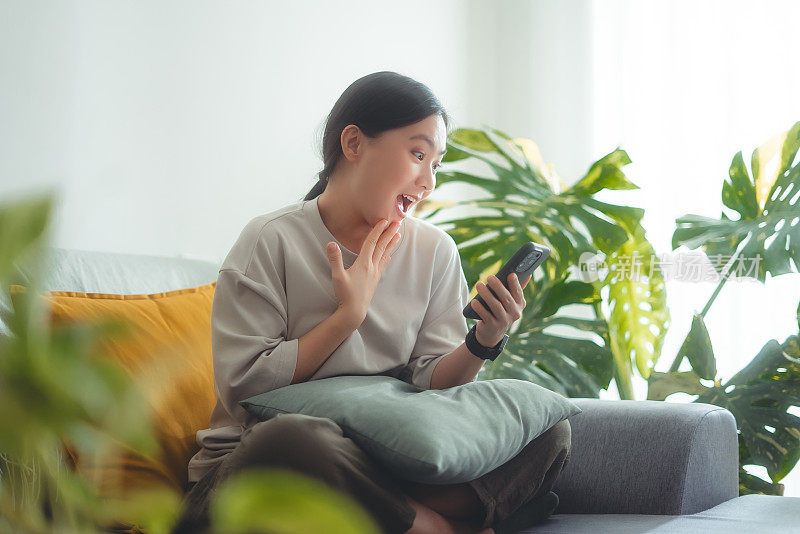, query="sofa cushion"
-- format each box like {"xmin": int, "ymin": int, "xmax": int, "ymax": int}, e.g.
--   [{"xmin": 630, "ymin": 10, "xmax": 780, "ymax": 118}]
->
[
  {"xmin": 239, "ymin": 374, "xmax": 582, "ymax": 484},
  {"xmin": 1, "ymin": 246, "xmax": 220, "ymax": 336},
  {"xmin": 9, "ymin": 282, "xmax": 217, "ymax": 496}
]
